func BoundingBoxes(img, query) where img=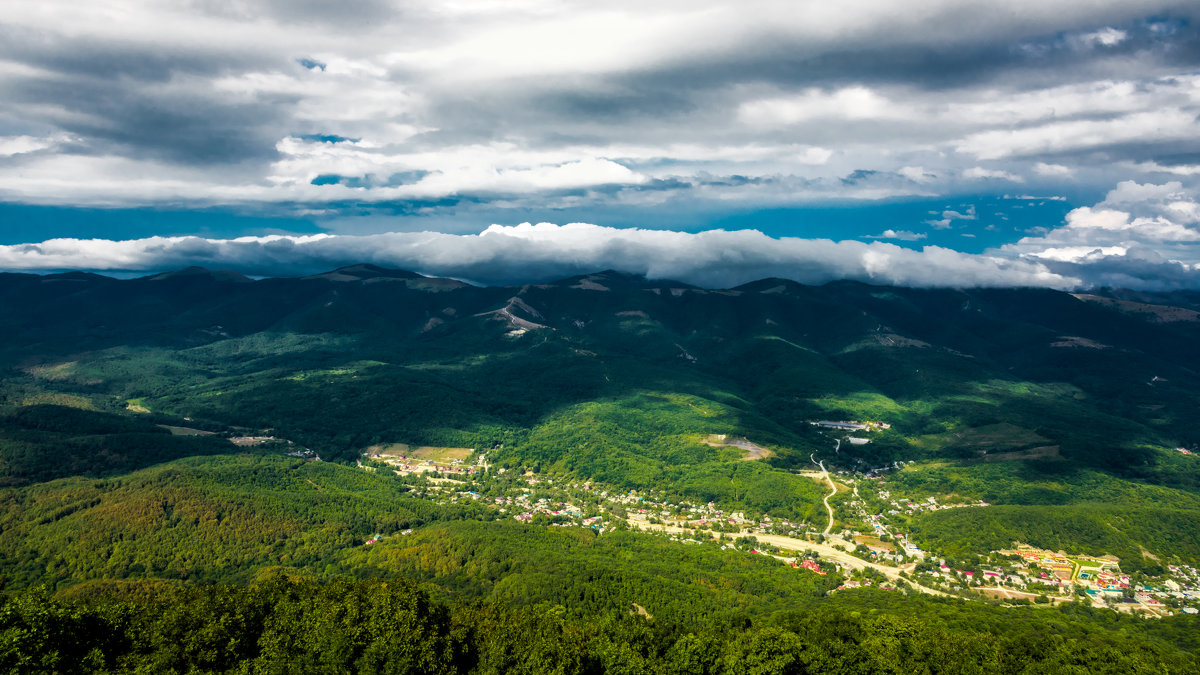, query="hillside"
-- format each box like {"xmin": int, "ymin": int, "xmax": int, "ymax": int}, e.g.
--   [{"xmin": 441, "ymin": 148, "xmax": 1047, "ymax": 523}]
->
[{"xmin": 3, "ymin": 266, "xmax": 1200, "ymax": 671}]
